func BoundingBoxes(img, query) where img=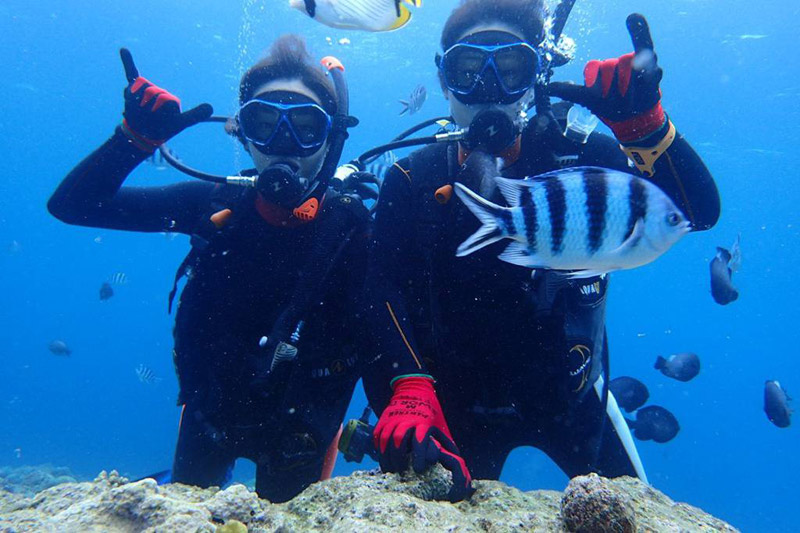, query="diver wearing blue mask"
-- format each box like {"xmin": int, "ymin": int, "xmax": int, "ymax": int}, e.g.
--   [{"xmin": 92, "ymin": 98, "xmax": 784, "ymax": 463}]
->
[
  {"xmin": 362, "ymin": 0, "xmax": 721, "ymax": 501},
  {"xmin": 48, "ymin": 35, "xmax": 369, "ymax": 502}
]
